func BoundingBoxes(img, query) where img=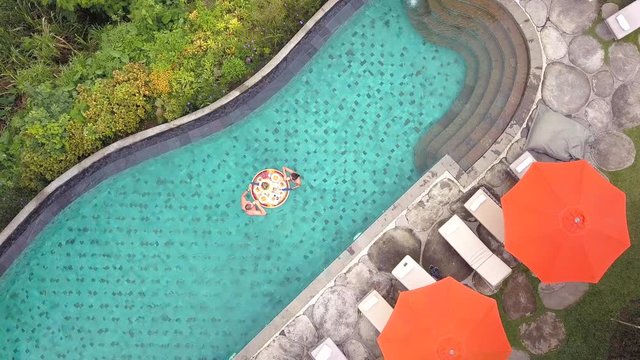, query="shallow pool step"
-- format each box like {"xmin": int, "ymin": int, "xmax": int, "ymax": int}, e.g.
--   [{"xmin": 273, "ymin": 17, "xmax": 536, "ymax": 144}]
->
[{"xmin": 410, "ymin": 0, "xmax": 529, "ymax": 172}]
